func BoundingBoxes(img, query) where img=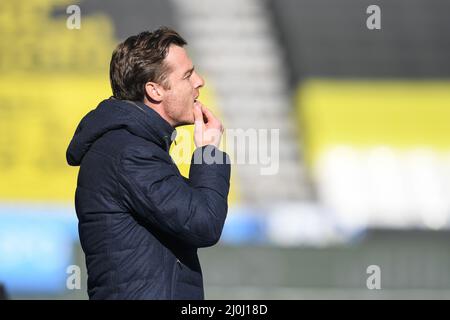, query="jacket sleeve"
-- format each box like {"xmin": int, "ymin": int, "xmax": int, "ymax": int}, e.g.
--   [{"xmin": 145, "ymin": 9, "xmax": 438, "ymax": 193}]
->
[{"xmin": 117, "ymin": 145, "xmax": 231, "ymax": 248}]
